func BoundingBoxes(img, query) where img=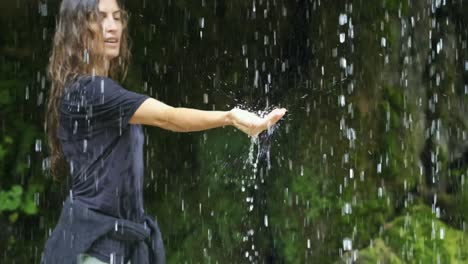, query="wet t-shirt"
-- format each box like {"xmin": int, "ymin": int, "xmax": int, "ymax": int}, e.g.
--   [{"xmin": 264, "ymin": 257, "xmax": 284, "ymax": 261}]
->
[{"xmin": 58, "ymin": 75, "xmax": 150, "ymax": 263}]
